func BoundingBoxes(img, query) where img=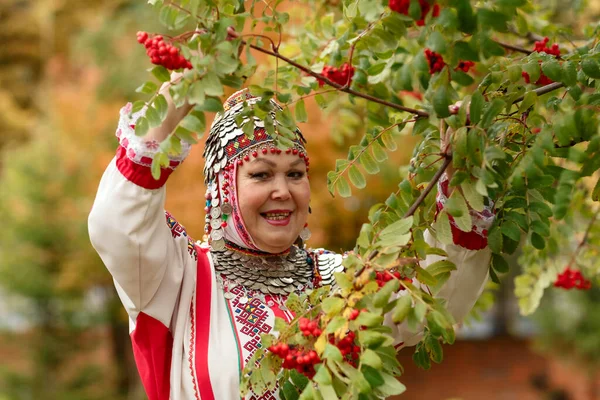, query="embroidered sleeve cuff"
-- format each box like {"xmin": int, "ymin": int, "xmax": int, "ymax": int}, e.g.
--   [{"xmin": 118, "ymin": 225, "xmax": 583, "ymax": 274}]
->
[
  {"xmin": 115, "ymin": 102, "xmax": 191, "ymax": 190},
  {"xmin": 436, "ymin": 173, "xmax": 495, "ymax": 250}
]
